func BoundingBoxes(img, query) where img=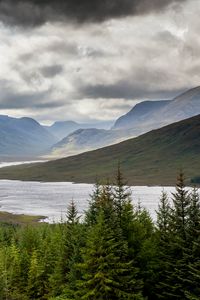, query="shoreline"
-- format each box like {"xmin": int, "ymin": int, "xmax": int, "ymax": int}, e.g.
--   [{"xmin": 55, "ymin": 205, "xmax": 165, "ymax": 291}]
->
[{"xmin": 0, "ymin": 211, "xmax": 47, "ymax": 225}]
